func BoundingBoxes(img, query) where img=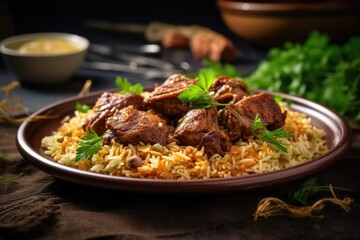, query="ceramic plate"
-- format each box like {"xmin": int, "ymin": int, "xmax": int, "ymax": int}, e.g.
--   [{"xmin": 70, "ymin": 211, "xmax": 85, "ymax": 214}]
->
[{"xmin": 16, "ymin": 89, "xmax": 352, "ymax": 193}]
